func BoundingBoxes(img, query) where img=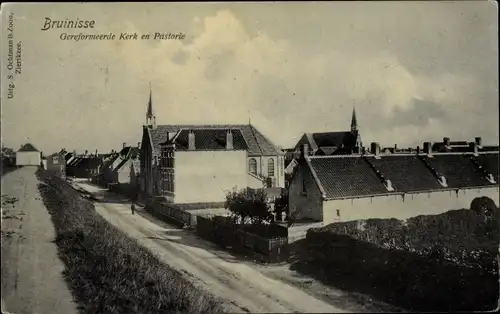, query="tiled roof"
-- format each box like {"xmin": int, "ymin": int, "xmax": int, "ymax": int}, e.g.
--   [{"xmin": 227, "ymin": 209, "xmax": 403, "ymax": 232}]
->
[
  {"xmin": 129, "ymin": 147, "xmax": 140, "ymax": 159},
  {"xmin": 476, "ymin": 153, "xmax": 499, "ymax": 179},
  {"xmin": 148, "ymin": 124, "xmax": 281, "ymax": 156},
  {"xmin": 73, "ymin": 157, "xmax": 102, "ymax": 170},
  {"xmin": 423, "ymin": 154, "xmax": 495, "ymax": 188},
  {"xmin": 114, "ymin": 158, "xmax": 129, "ymax": 171},
  {"xmin": 309, "ymin": 156, "xmax": 388, "ymax": 199},
  {"xmin": 312, "ymin": 132, "xmax": 356, "ymax": 148},
  {"xmin": 297, "ymin": 131, "xmax": 358, "ymax": 155},
  {"xmin": 367, "ymin": 155, "xmax": 443, "ymax": 192},
  {"xmin": 167, "ymin": 129, "xmax": 248, "ymax": 151},
  {"xmin": 305, "ymin": 152, "xmax": 499, "ymax": 200},
  {"xmin": 18, "ymin": 143, "xmax": 39, "ymax": 152}
]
